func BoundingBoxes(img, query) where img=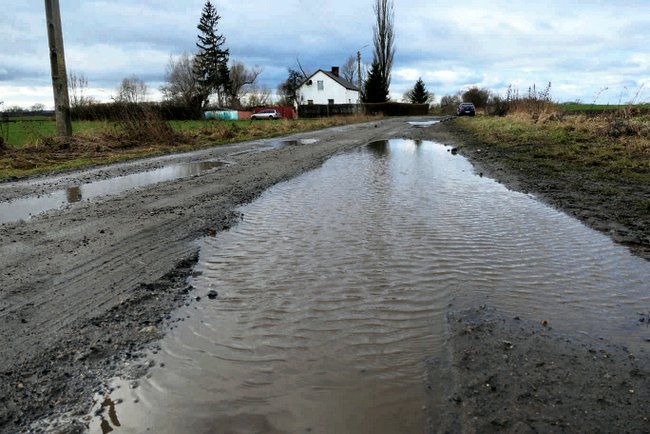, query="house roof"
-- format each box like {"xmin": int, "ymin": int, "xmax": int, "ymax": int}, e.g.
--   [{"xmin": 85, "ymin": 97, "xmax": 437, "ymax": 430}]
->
[{"xmin": 299, "ymin": 69, "xmax": 359, "ymax": 92}]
